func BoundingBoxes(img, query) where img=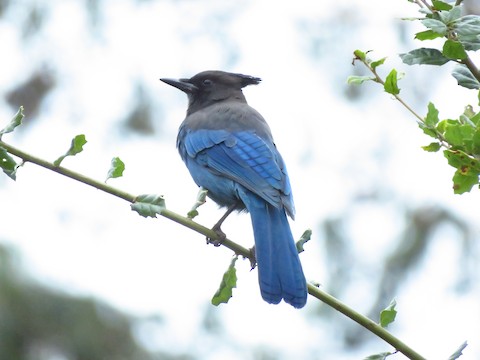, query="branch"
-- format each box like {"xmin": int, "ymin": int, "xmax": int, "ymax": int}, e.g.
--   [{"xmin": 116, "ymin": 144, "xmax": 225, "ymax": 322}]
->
[
  {"xmin": 0, "ymin": 138, "xmax": 427, "ymax": 360},
  {"xmin": 413, "ymin": 0, "xmax": 434, "ymax": 12},
  {"xmin": 461, "ymin": 56, "xmax": 480, "ymax": 84},
  {"xmin": 355, "ymin": 55, "xmax": 425, "ymax": 124},
  {"xmin": 352, "ymin": 53, "xmax": 450, "ymax": 148},
  {"xmin": 308, "ymin": 285, "xmax": 426, "ymax": 360},
  {"xmin": 0, "ymin": 139, "xmax": 250, "ymax": 257}
]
